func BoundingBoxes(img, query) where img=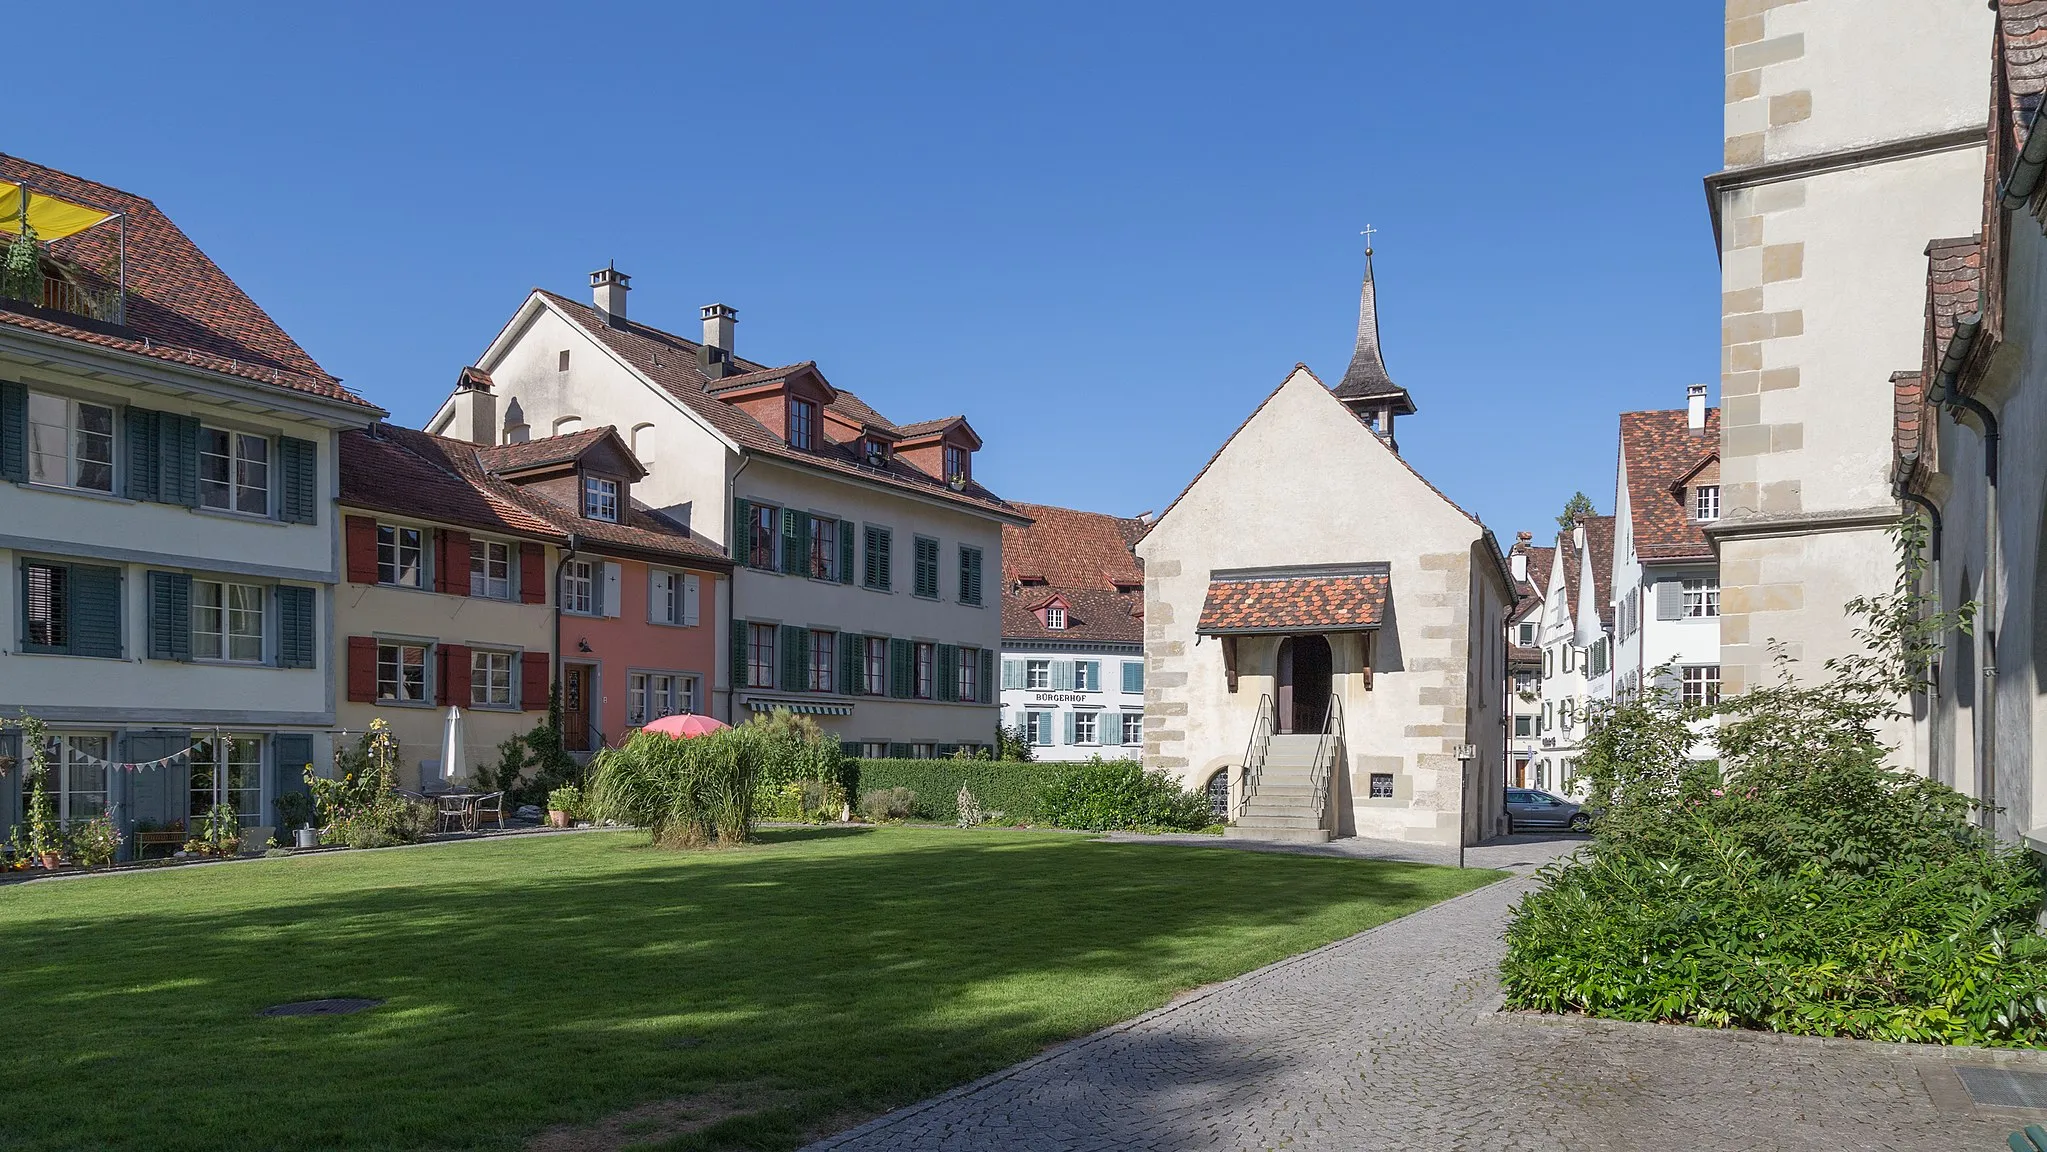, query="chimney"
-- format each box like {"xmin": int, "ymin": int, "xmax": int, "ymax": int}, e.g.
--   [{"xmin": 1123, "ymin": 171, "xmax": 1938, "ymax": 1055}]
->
[
  {"xmin": 448, "ymin": 366, "xmax": 498, "ymax": 446},
  {"xmin": 701, "ymin": 303, "xmax": 736, "ymax": 354},
  {"xmin": 1687, "ymin": 383, "xmax": 1708, "ymax": 433},
  {"xmin": 591, "ymin": 264, "xmax": 630, "ymax": 328},
  {"xmin": 1572, "ymin": 517, "xmax": 1586, "ymax": 550},
  {"xmin": 1510, "ymin": 553, "xmax": 1527, "ymax": 583}
]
